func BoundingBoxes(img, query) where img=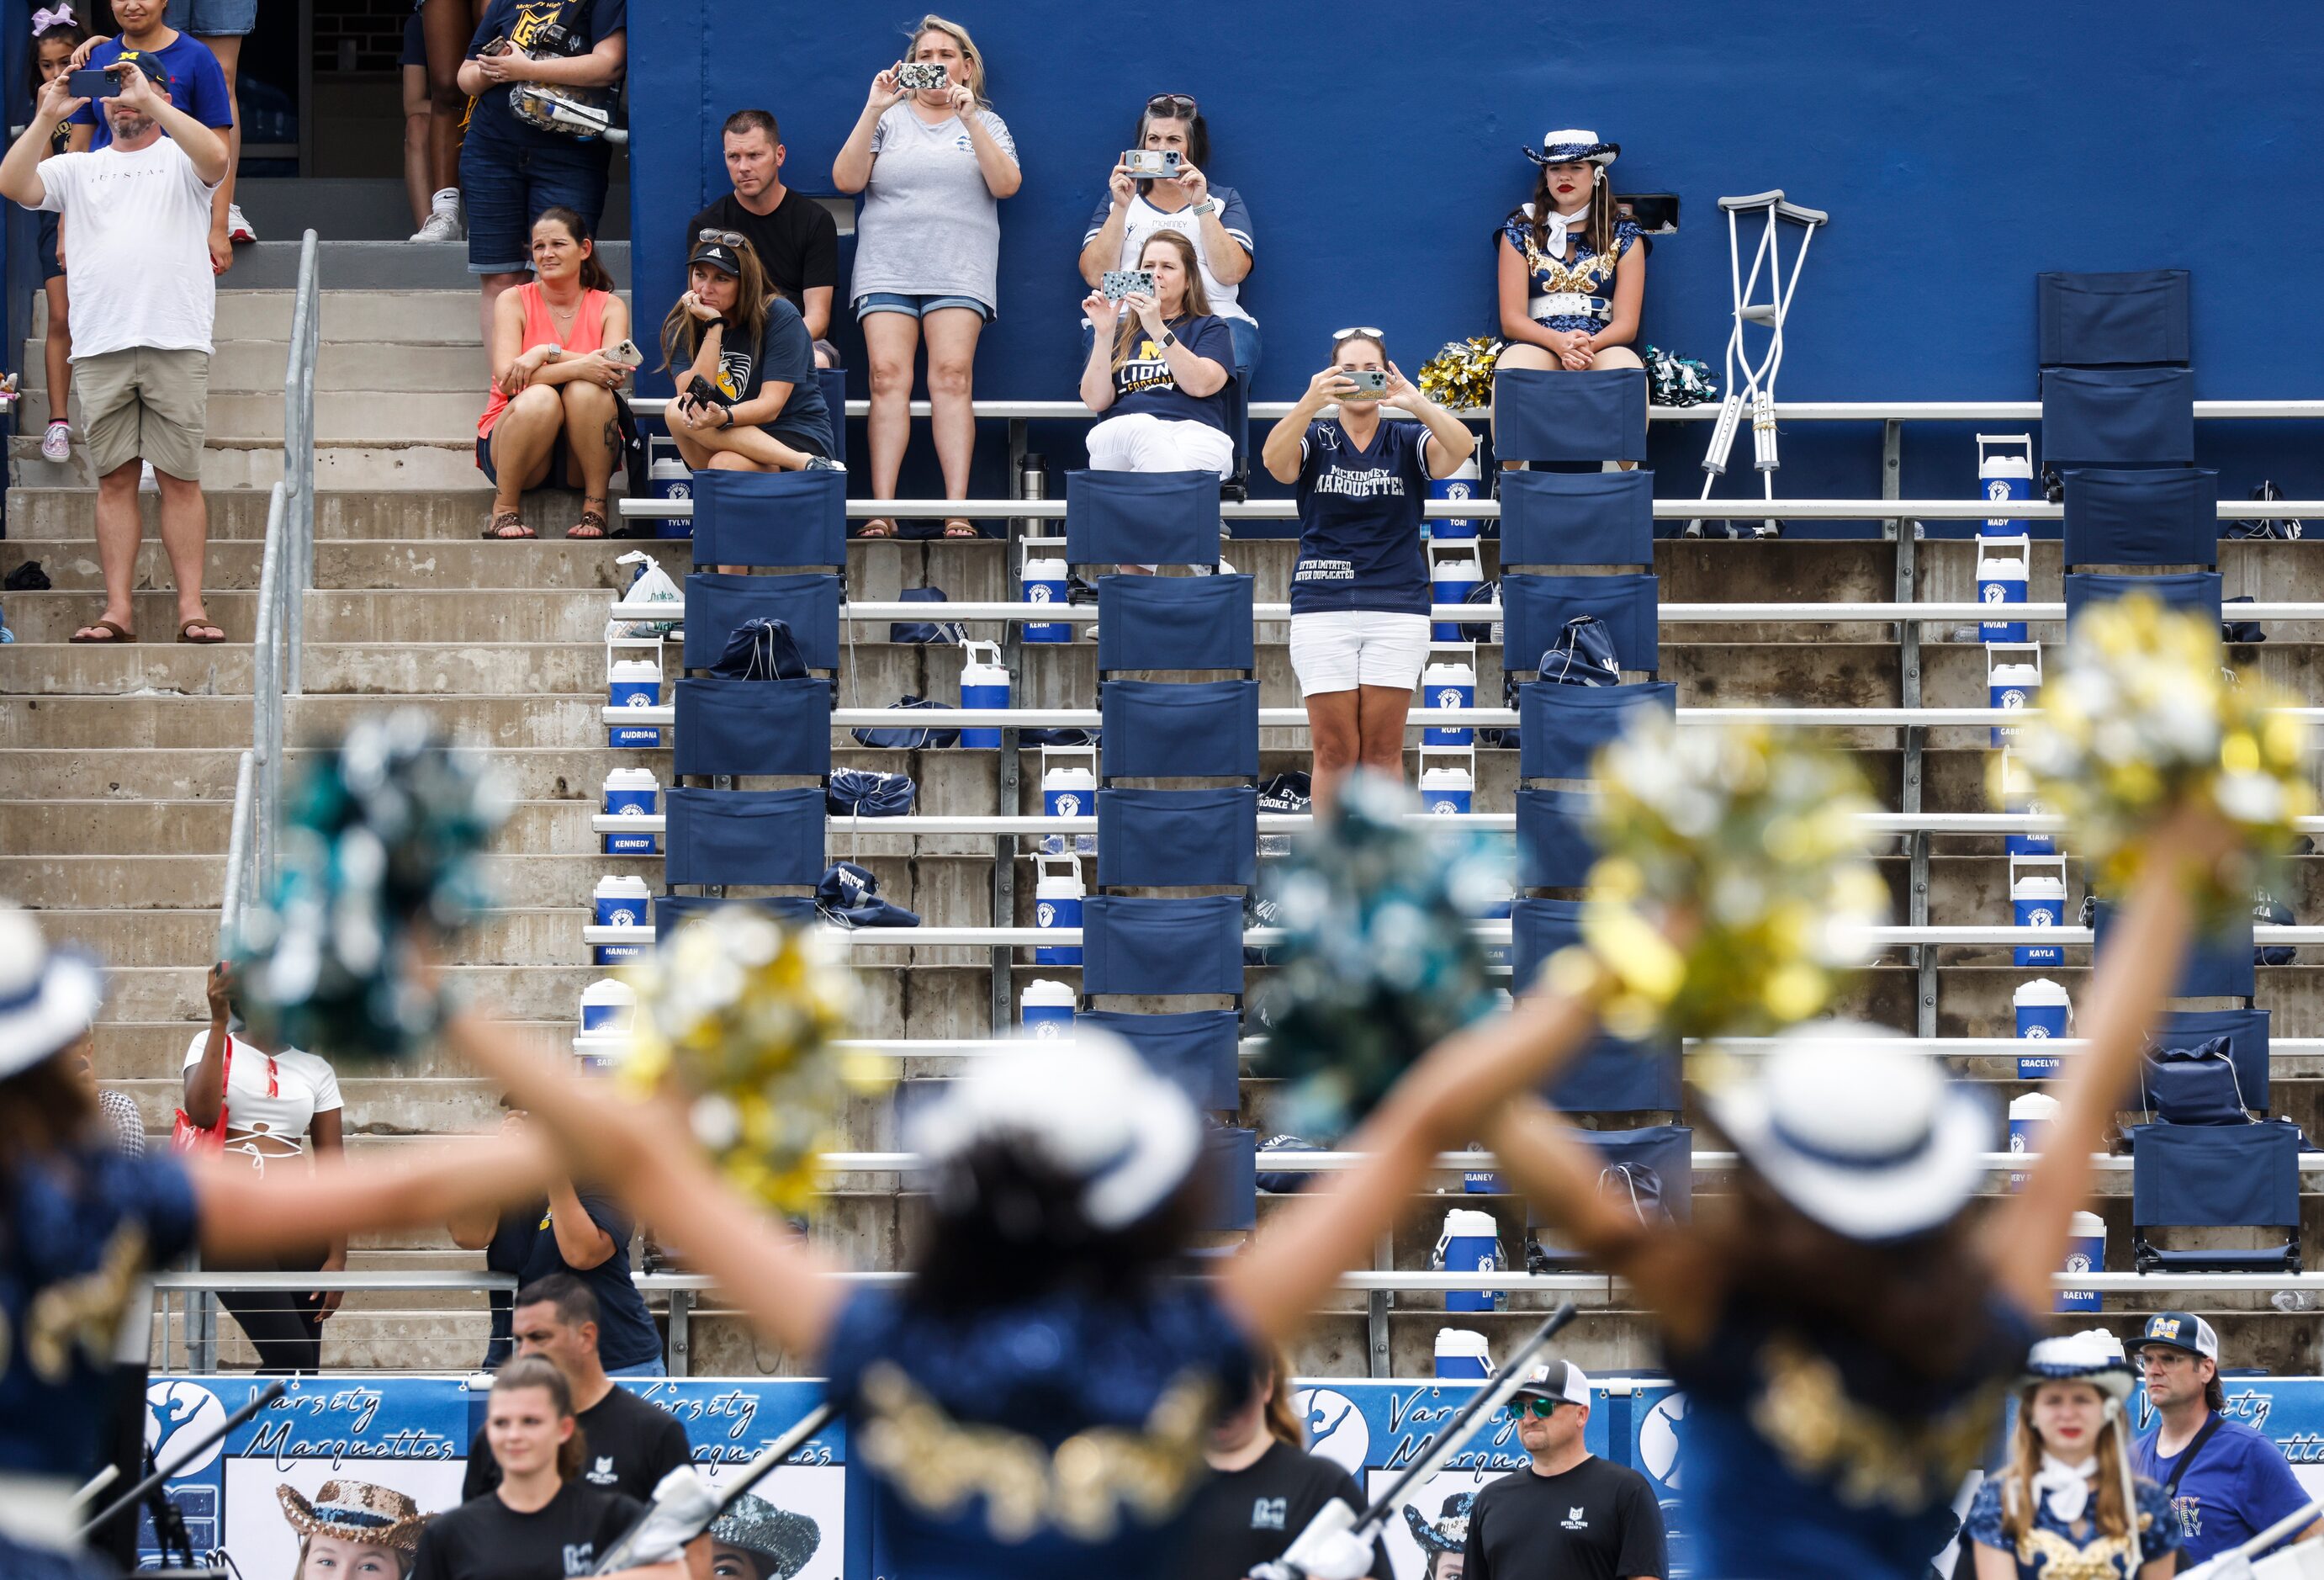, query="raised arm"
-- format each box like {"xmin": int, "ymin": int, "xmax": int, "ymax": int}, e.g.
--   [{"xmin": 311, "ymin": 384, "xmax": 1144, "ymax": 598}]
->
[
  {"xmin": 1261, "ymin": 368, "xmax": 1345, "ymax": 485},
  {"xmin": 1080, "ymin": 294, "xmax": 1121, "ymax": 411},
  {"xmin": 190, "ymin": 1130, "xmax": 551, "ymax": 1265},
  {"xmin": 0, "ymin": 77, "xmax": 80, "ymax": 208},
  {"xmin": 1218, "ymin": 988, "xmax": 1601, "ymax": 1346},
  {"xmin": 112, "ymin": 64, "xmax": 225, "ymax": 186},
  {"xmin": 1984, "ymin": 805, "xmax": 2227, "ymax": 1311},
  {"xmin": 1078, "ymin": 171, "xmax": 1135, "ymax": 287},
  {"xmin": 832, "ymin": 68, "xmax": 903, "ymax": 194}
]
